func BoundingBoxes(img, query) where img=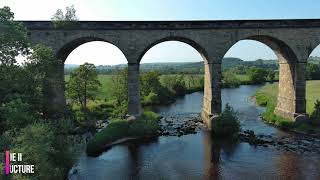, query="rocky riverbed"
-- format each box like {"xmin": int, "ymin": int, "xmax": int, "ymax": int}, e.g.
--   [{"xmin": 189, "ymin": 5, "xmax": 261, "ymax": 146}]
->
[
  {"xmin": 158, "ymin": 113, "xmax": 320, "ymax": 155},
  {"xmin": 158, "ymin": 113, "xmax": 206, "ymax": 136}
]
